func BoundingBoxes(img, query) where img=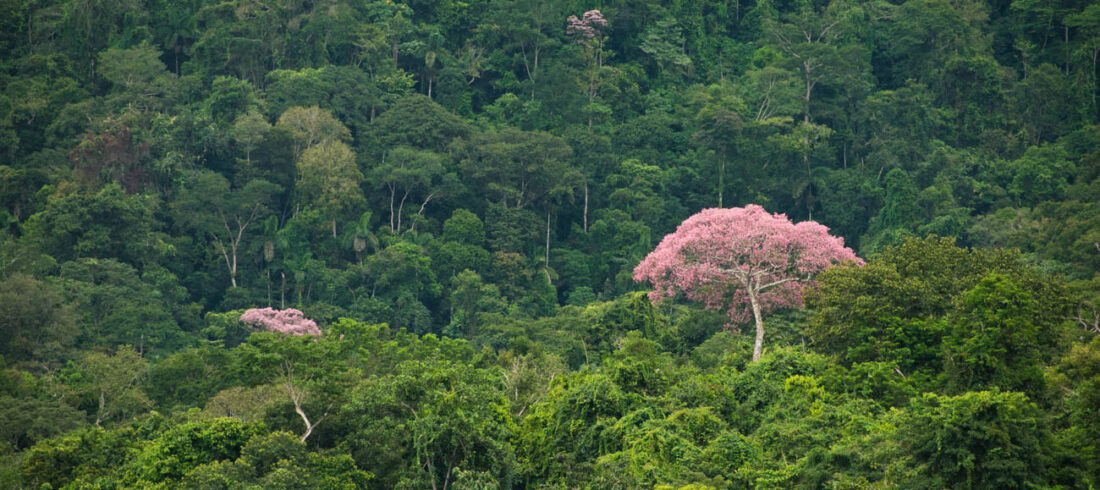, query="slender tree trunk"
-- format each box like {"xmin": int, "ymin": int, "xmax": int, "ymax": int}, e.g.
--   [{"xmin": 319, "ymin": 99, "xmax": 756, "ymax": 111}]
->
[
  {"xmin": 1065, "ymin": 24, "xmax": 1070, "ymax": 75},
  {"xmin": 545, "ymin": 208, "xmax": 551, "ymax": 267},
  {"xmin": 750, "ymin": 290, "xmax": 765, "ymax": 362},
  {"xmin": 803, "ymin": 63, "xmax": 813, "ymax": 123},
  {"xmin": 216, "ymin": 238, "xmax": 237, "ymax": 289},
  {"xmin": 804, "ymin": 141, "xmax": 813, "ymax": 220},
  {"xmin": 332, "ymin": 218, "xmax": 337, "ymax": 238},
  {"xmin": 294, "ymin": 402, "xmax": 314, "ymax": 442},
  {"xmin": 388, "ymin": 184, "xmax": 397, "ymax": 232},
  {"xmin": 532, "ymin": 44, "xmax": 540, "ymax": 99},
  {"xmin": 280, "ymin": 272, "xmax": 287, "ymax": 309},
  {"xmin": 95, "ymin": 390, "xmax": 106, "ymax": 426},
  {"xmin": 583, "ymin": 182, "xmax": 589, "ymax": 232},
  {"xmin": 286, "ymin": 375, "xmax": 326, "ymax": 443},
  {"xmin": 229, "ymin": 244, "xmax": 238, "ymax": 288},
  {"xmin": 413, "ymin": 192, "xmax": 435, "ymax": 233},
  {"xmin": 396, "ymin": 190, "xmax": 409, "ymax": 233},
  {"xmin": 718, "ymin": 159, "xmax": 725, "ymax": 207}
]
